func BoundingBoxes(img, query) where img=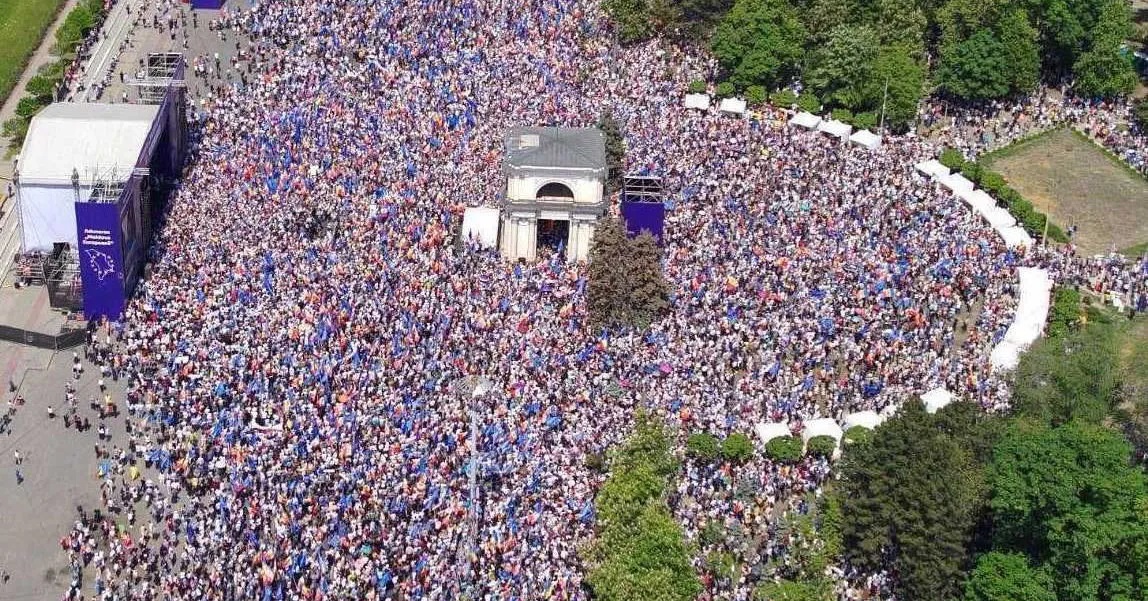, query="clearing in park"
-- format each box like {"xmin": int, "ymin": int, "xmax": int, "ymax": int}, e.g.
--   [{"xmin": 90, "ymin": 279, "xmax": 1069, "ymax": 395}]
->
[{"xmin": 984, "ymin": 128, "xmax": 1148, "ymax": 256}]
